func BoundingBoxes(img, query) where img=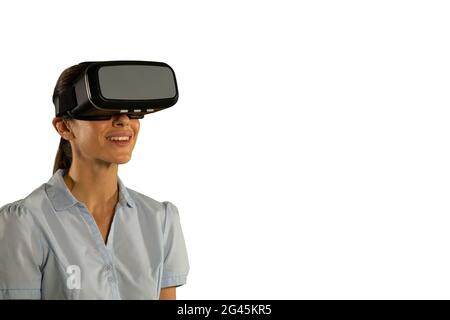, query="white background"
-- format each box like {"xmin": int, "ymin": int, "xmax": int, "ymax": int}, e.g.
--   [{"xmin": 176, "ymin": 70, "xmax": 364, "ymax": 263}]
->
[{"xmin": 0, "ymin": 0, "xmax": 449, "ymax": 299}]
